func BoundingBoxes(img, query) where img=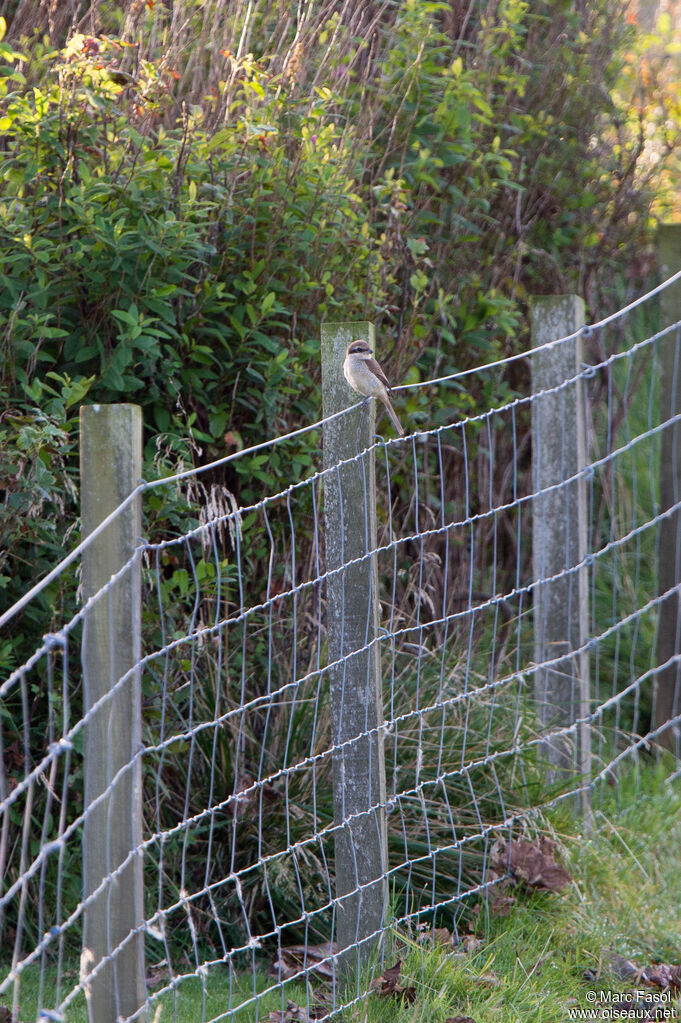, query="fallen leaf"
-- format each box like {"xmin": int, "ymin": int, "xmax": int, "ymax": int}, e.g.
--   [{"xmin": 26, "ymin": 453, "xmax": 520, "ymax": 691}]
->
[
  {"xmin": 146, "ymin": 957, "xmax": 170, "ymax": 988},
  {"xmin": 642, "ymin": 962, "xmax": 681, "ymax": 993},
  {"xmin": 473, "ymin": 879, "xmax": 517, "ymax": 918},
  {"xmin": 602, "ymin": 951, "xmax": 681, "ymax": 993},
  {"xmin": 603, "ymin": 951, "xmax": 640, "ymax": 982},
  {"xmin": 461, "ymin": 933, "xmax": 483, "ymax": 953},
  {"xmin": 400, "ymin": 984, "xmax": 418, "ymax": 1004},
  {"xmin": 269, "ymin": 942, "xmax": 337, "ymax": 981},
  {"xmin": 488, "ymin": 888, "xmax": 516, "ymax": 917},
  {"xmin": 376, "ymin": 960, "xmax": 401, "ymax": 987},
  {"xmin": 146, "ymin": 966, "xmax": 170, "ymax": 988},
  {"xmin": 445, "ymin": 1017, "xmax": 478, "ymax": 1023},
  {"xmin": 427, "ymin": 926, "xmax": 454, "ymax": 948},
  {"xmin": 266, "ymin": 1001, "xmax": 320, "ymax": 1022},
  {"xmin": 418, "ymin": 928, "xmax": 482, "ymax": 952},
  {"xmin": 307, "ymin": 989, "xmax": 334, "ymax": 1018},
  {"xmin": 369, "ymin": 959, "xmax": 417, "ymax": 1003},
  {"xmin": 490, "ymin": 837, "xmax": 571, "ymax": 892}
]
